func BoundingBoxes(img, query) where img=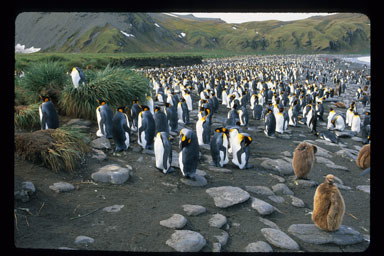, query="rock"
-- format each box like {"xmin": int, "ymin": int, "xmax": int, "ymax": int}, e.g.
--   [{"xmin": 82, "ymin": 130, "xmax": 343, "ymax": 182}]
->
[
  {"xmin": 214, "ymin": 230, "xmax": 229, "ymax": 246},
  {"xmin": 245, "ymin": 241, "xmax": 273, "ymax": 252},
  {"xmin": 22, "ymin": 181, "xmax": 36, "ymax": 194},
  {"xmin": 91, "ymin": 148, "xmax": 107, "ymax": 161},
  {"xmin": 14, "ymin": 190, "xmax": 30, "ymax": 202},
  {"xmin": 268, "ymin": 195, "xmax": 285, "ymax": 203},
  {"xmin": 90, "ymin": 137, "xmax": 111, "ymax": 150},
  {"xmin": 335, "ymin": 131, "xmax": 355, "ymax": 138},
  {"xmin": 244, "ymin": 186, "xmax": 275, "ymax": 196},
  {"xmin": 102, "ymin": 205, "xmax": 124, "ymax": 213},
  {"xmin": 290, "ymin": 195, "xmax": 305, "ymax": 207},
  {"xmin": 212, "ymin": 242, "xmax": 221, "ymax": 252},
  {"xmin": 206, "ymin": 186, "xmax": 250, "ymax": 208},
  {"xmin": 288, "ymin": 176, "xmax": 318, "ymax": 187},
  {"xmin": 258, "ymin": 217, "xmax": 280, "ymax": 230},
  {"xmin": 288, "ymin": 224, "xmax": 364, "ymax": 245},
  {"xmin": 251, "ymin": 197, "xmax": 275, "ymax": 215},
  {"xmin": 196, "ymin": 169, "xmax": 207, "ymax": 177},
  {"xmin": 282, "ymin": 151, "xmax": 292, "ymax": 157},
  {"xmin": 66, "ymin": 118, "xmax": 92, "ymax": 127},
  {"xmin": 74, "ymin": 235, "xmax": 94, "ymax": 245},
  {"xmin": 166, "ymin": 230, "xmax": 206, "ymax": 252},
  {"xmin": 182, "ymin": 204, "xmax": 206, "ymax": 216},
  {"xmin": 160, "ymin": 214, "xmax": 187, "ymax": 229},
  {"xmin": 261, "ymin": 228, "xmax": 300, "ymax": 250},
  {"xmin": 208, "ymin": 213, "xmax": 227, "ymax": 228},
  {"xmin": 91, "ymin": 164, "xmax": 130, "ymax": 185},
  {"xmin": 356, "ymin": 185, "xmax": 370, "ymax": 194},
  {"xmin": 269, "ymin": 173, "xmax": 286, "ymax": 183},
  {"xmin": 271, "ymin": 183, "xmax": 294, "ymax": 195},
  {"xmin": 180, "ymin": 175, "xmax": 207, "ymax": 187},
  {"xmin": 171, "ymin": 151, "xmax": 179, "ymax": 168},
  {"xmin": 49, "ymin": 182, "xmax": 75, "ymax": 193},
  {"xmin": 259, "ymin": 158, "xmax": 293, "ymax": 175},
  {"xmin": 351, "ymin": 136, "xmax": 363, "ymax": 142}
]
